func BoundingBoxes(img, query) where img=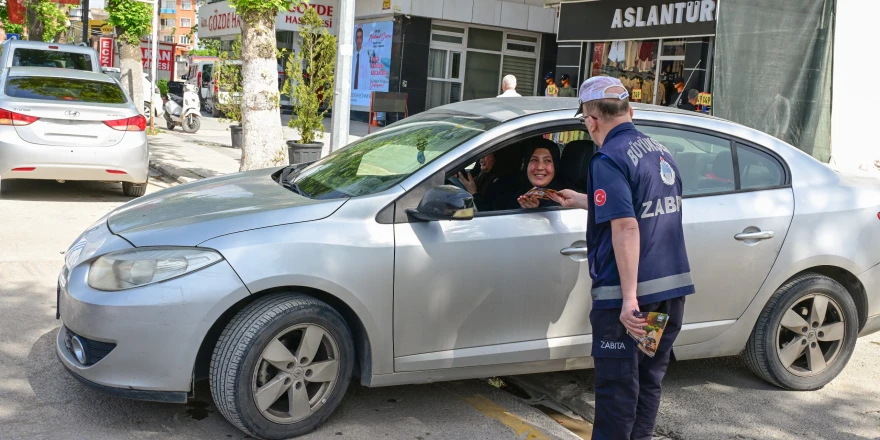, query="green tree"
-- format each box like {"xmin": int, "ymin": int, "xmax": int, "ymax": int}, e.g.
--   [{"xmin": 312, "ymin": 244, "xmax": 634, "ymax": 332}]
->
[
  {"xmin": 28, "ymin": 0, "xmax": 69, "ymax": 42},
  {"xmin": 107, "ymin": 0, "xmax": 153, "ymax": 114},
  {"xmin": 283, "ymin": 7, "xmax": 336, "ymax": 145},
  {"xmin": 229, "ymin": 0, "xmax": 305, "ymax": 170},
  {"xmin": 216, "ymin": 36, "xmax": 243, "ymax": 125},
  {"xmin": 0, "ymin": 4, "xmax": 25, "ymax": 35},
  {"xmin": 189, "ymin": 34, "xmax": 221, "ymax": 56}
]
